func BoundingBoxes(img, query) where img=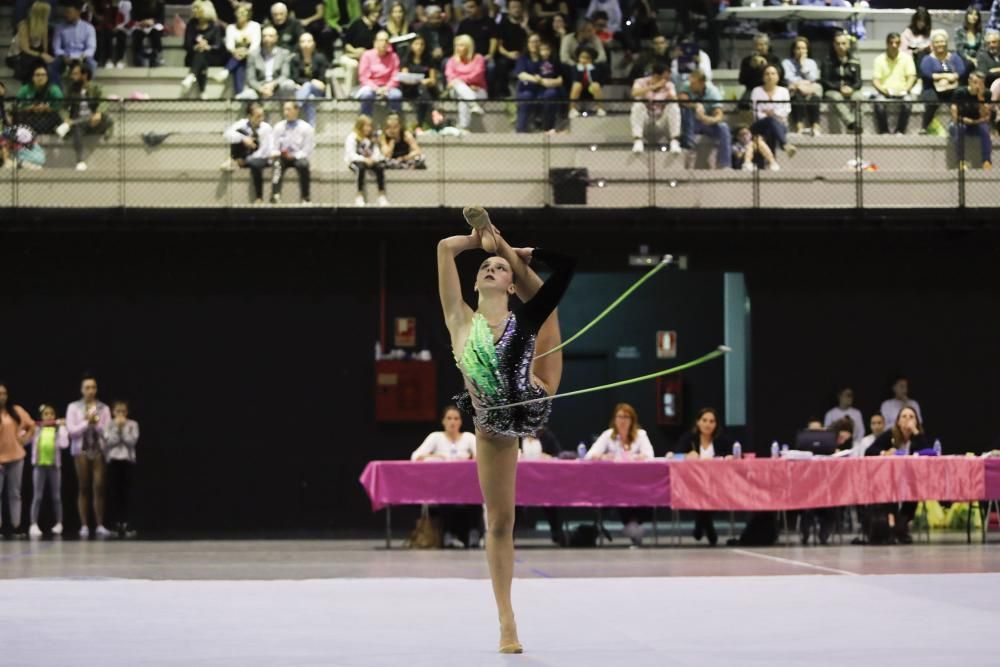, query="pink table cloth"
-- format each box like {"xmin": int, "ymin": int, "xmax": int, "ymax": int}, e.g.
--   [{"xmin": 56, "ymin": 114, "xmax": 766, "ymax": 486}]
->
[
  {"xmin": 669, "ymin": 457, "xmax": 987, "ymax": 511},
  {"xmin": 359, "ymin": 460, "xmax": 671, "ymax": 511},
  {"xmin": 986, "ymin": 459, "xmax": 1000, "ymax": 500}
]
